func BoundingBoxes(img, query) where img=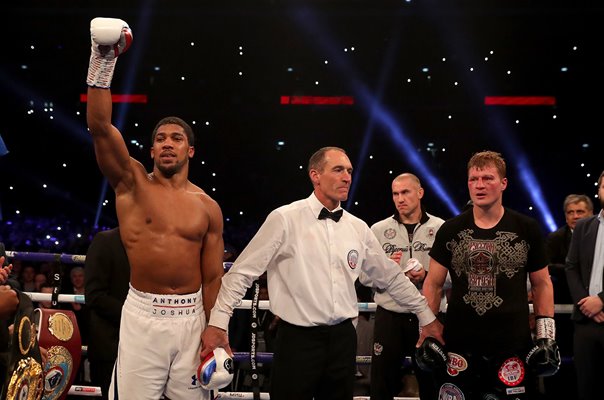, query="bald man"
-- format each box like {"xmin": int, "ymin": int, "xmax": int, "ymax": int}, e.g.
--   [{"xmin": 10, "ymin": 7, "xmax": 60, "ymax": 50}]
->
[{"xmin": 360, "ymin": 173, "xmax": 445, "ymax": 399}]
